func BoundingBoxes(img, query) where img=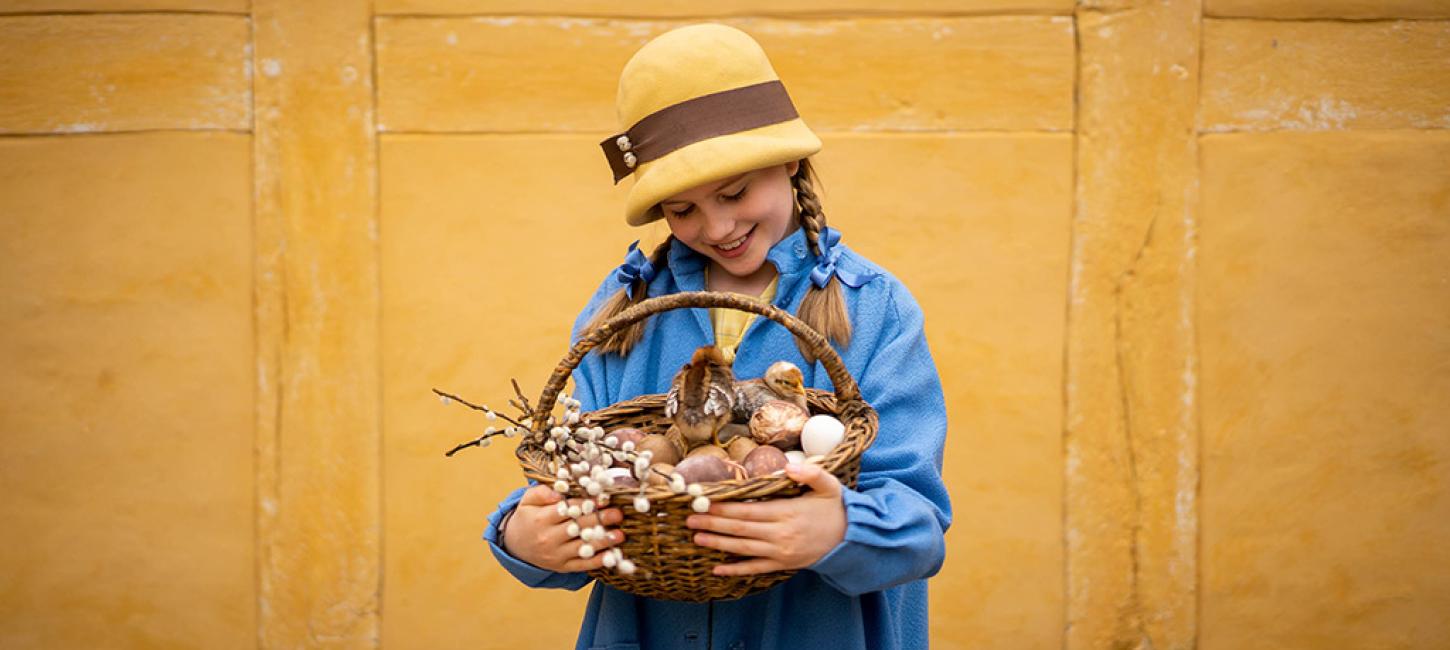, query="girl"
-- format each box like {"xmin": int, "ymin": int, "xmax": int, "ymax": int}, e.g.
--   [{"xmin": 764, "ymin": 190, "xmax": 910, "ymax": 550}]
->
[{"xmin": 484, "ymin": 23, "xmax": 951, "ymax": 650}]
